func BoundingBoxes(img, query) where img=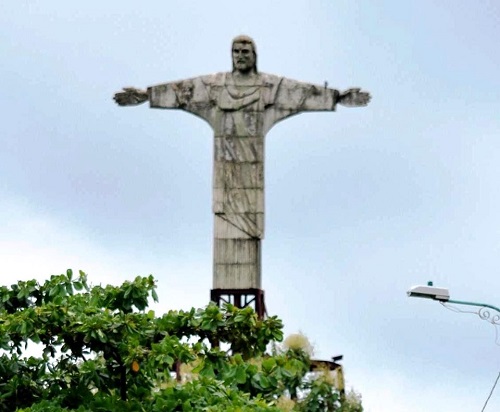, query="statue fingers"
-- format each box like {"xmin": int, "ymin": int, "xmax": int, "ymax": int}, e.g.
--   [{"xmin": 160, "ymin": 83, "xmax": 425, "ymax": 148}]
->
[
  {"xmin": 113, "ymin": 92, "xmax": 124, "ymax": 104},
  {"xmin": 113, "ymin": 92, "xmax": 127, "ymax": 104},
  {"xmin": 114, "ymin": 92, "xmax": 134, "ymax": 106},
  {"xmin": 360, "ymin": 91, "xmax": 371, "ymax": 105}
]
